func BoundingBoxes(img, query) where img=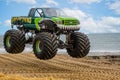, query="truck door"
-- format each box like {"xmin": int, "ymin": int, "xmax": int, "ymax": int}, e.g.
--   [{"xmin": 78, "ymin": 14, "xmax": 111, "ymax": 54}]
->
[{"xmin": 25, "ymin": 9, "xmax": 43, "ymax": 31}]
